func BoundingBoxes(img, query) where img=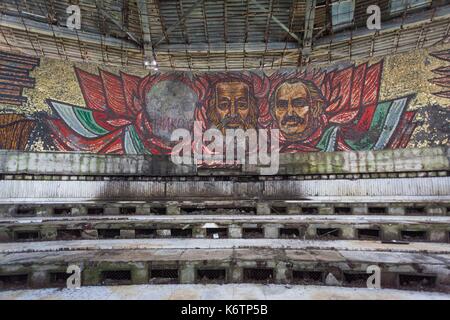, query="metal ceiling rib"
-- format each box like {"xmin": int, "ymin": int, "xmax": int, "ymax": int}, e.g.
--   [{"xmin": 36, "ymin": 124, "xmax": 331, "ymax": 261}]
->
[
  {"xmin": 153, "ymin": 0, "xmax": 294, "ymax": 45},
  {"xmin": 0, "ymin": 0, "xmax": 448, "ymax": 71}
]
